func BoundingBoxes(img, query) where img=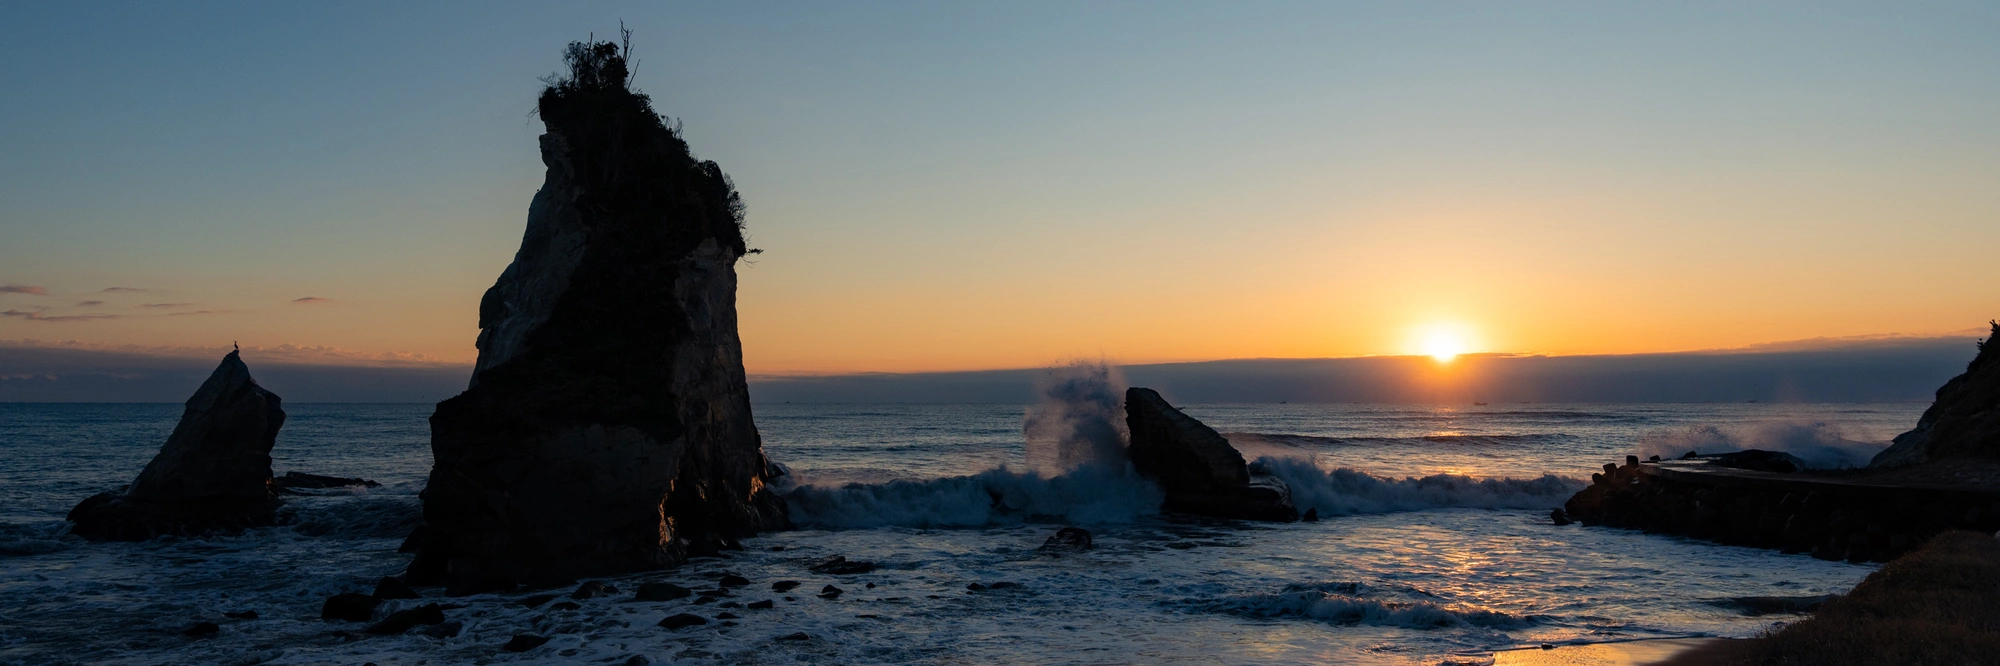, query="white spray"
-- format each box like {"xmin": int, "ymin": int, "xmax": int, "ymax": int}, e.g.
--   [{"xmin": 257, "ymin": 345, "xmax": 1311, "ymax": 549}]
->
[{"xmin": 1022, "ymin": 360, "xmax": 1130, "ymax": 474}]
